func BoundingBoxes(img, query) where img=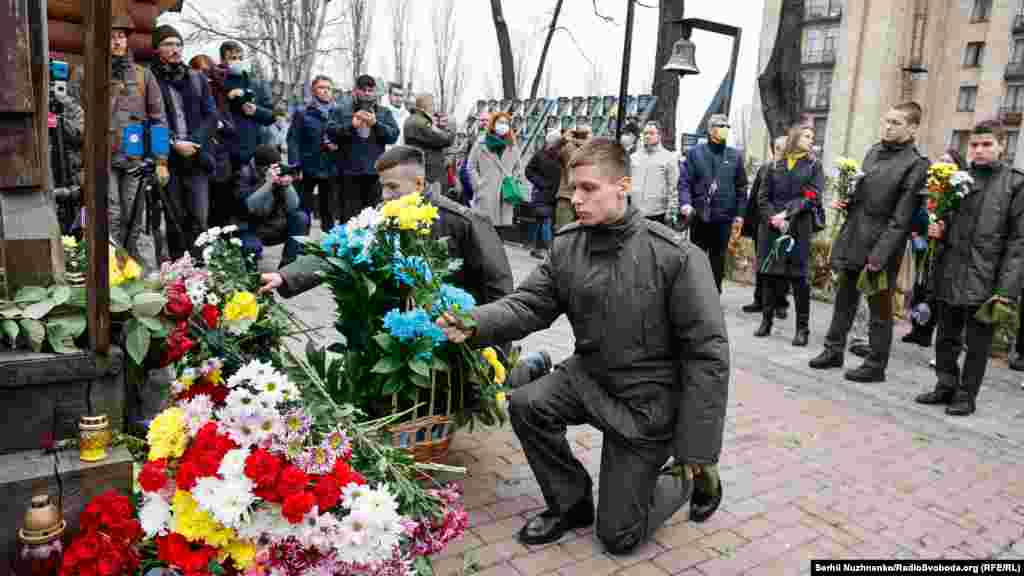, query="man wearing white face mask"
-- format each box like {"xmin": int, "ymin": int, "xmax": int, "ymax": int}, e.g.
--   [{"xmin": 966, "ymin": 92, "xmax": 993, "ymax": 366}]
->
[{"xmin": 218, "ymin": 41, "xmax": 276, "ymax": 178}]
